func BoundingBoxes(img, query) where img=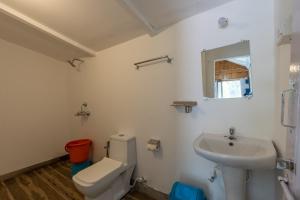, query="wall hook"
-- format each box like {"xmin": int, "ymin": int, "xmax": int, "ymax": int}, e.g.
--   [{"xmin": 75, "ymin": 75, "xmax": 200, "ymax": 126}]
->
[{"xmin": 68, "ymin": 58, "xmax": 84, "ymax": 68}]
